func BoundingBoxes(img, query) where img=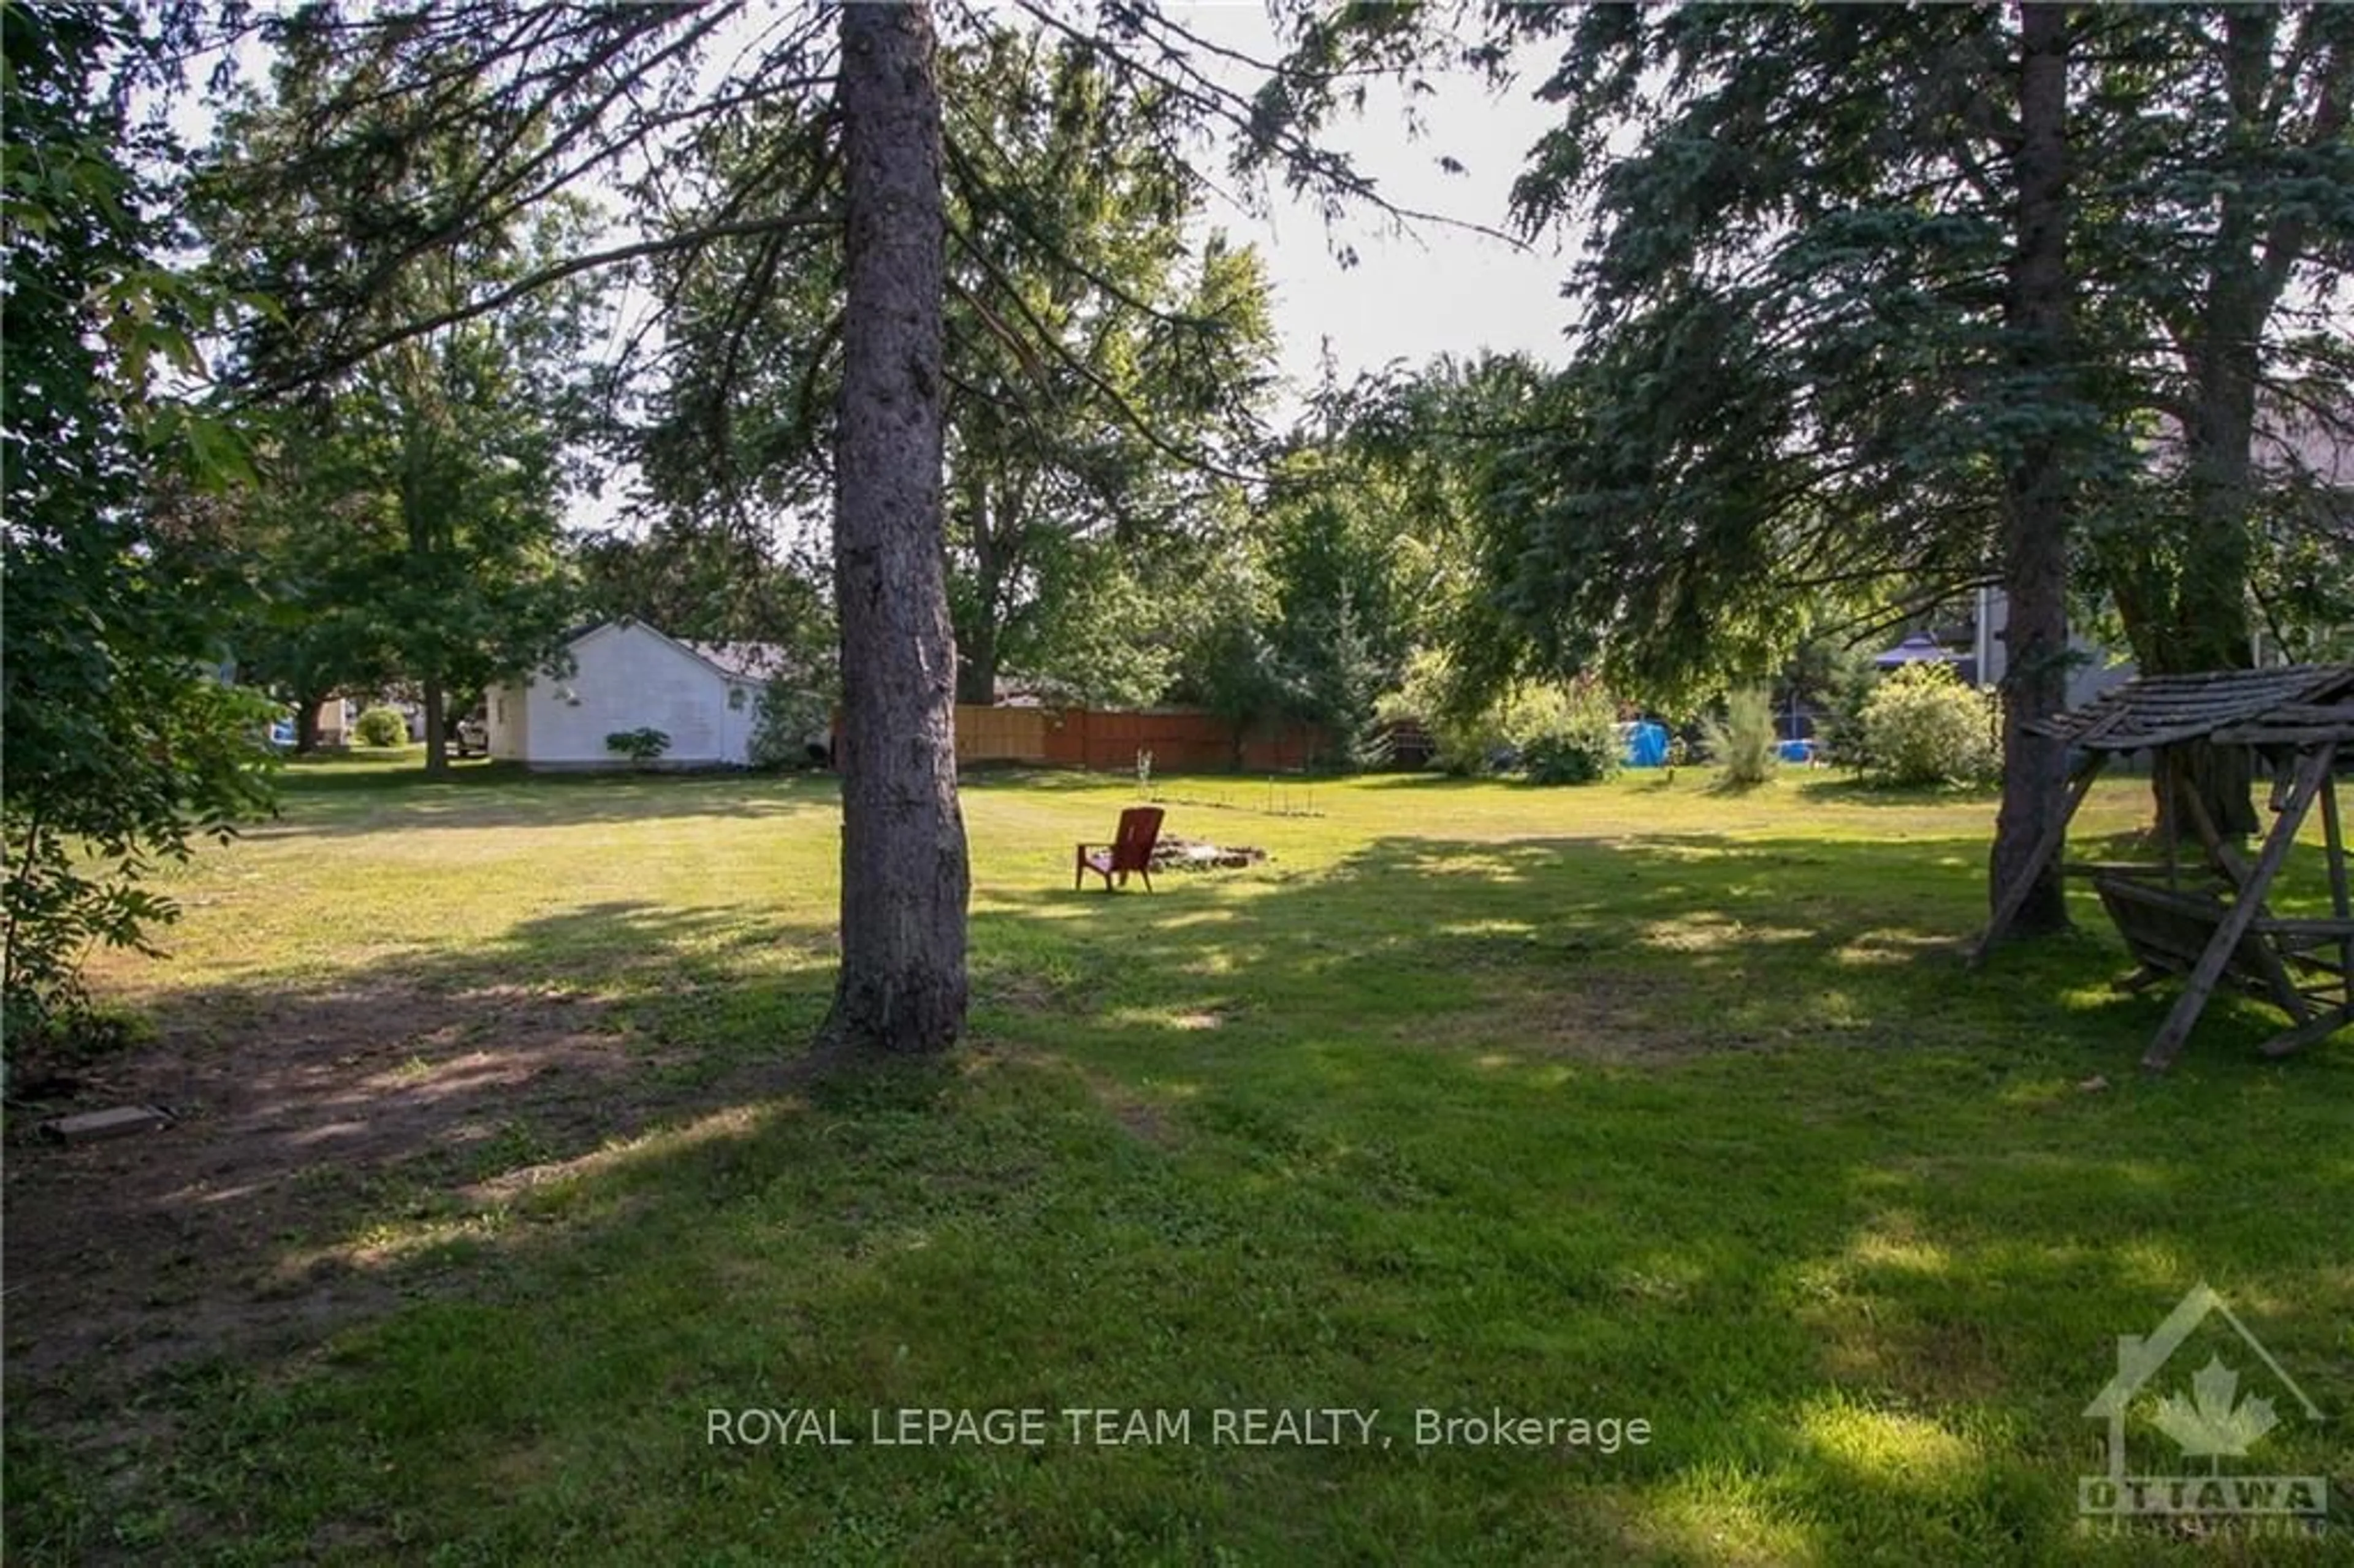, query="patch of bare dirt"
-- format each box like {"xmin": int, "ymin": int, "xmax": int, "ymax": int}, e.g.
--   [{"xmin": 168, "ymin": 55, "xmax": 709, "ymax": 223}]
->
[
  {"xmin": 1098, "ymin": 1090, "xmax": 1178, "ymax": 1149},
  {"xmin": 2, "ymin": 981, "xmax": 766, "ymax": 1401},
  {"xmin": 1406, "ymin": 973, "xmax": 1743, "ymax": 1063}
]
